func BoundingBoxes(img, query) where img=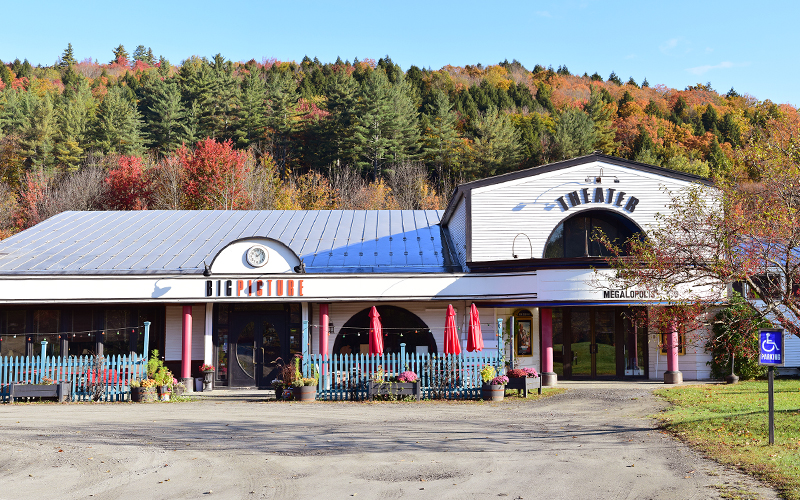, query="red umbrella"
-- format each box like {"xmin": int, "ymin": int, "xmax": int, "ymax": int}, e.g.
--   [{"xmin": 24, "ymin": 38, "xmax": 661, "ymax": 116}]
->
[
  {"xmin": 467, "ymin": 303, "xmax": 484, "ymax": 352},
  {"xmin": 443, "ymin": 304, "xmax": 461, "ymax": 355},
  {"xmin": 368, "ymin": 306, "xmax": 384, "ymax": 355}
]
